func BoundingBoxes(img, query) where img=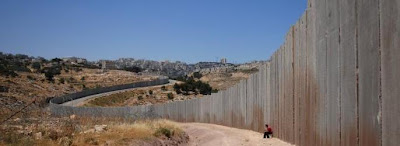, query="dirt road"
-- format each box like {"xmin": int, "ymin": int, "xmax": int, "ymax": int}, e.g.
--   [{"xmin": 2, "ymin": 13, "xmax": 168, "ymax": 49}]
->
[{"xmin": 179, "ymin": 123, "xmax": 292, "ymax": 146}]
